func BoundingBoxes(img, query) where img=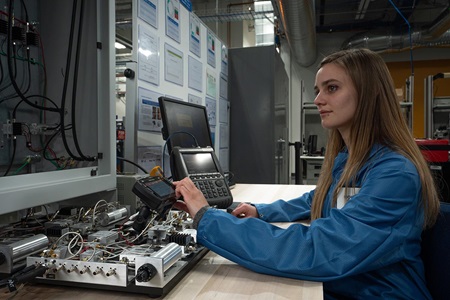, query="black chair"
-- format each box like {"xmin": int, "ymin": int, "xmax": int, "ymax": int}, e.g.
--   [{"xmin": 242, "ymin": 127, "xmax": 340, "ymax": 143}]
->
[{"xmin": 421, "ymin": 202, "xmax": 450, "ymax": 299}]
